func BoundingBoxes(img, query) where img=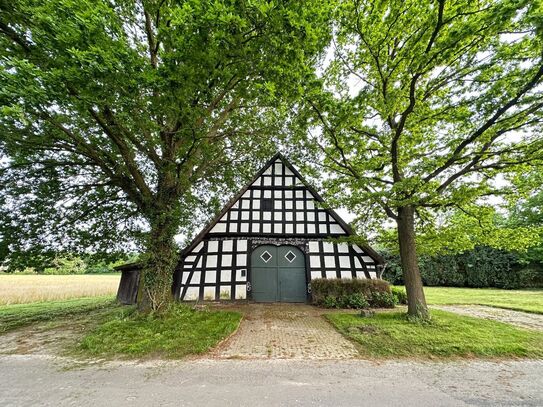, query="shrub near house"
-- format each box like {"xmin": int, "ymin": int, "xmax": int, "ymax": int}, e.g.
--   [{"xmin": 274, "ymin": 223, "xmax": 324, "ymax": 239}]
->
[{"xmin": 311, "ymin": 278, "xmax": 400, "ymax": 309}]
